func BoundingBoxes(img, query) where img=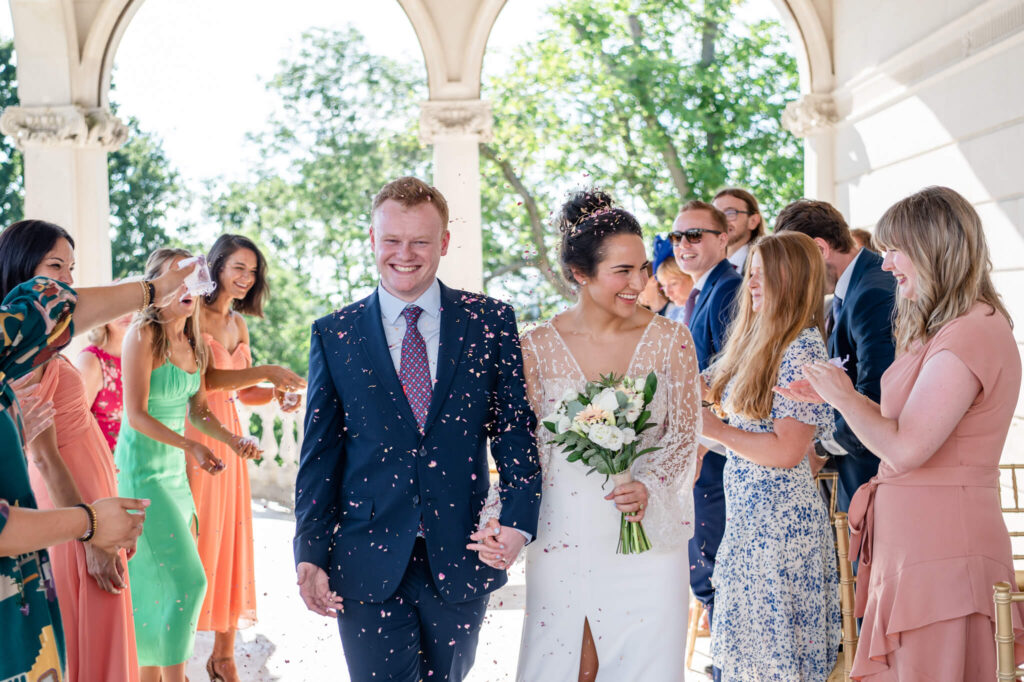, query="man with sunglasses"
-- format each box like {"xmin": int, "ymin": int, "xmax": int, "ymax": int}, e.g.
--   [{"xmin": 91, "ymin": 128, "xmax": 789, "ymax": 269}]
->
[
  {"xmin": 713, "ymin": 188, "xmax": 764, "ymax": 275},
  {"xmin": 672, "ymin": 200, "xmax": 742, "ymax": 682}
]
